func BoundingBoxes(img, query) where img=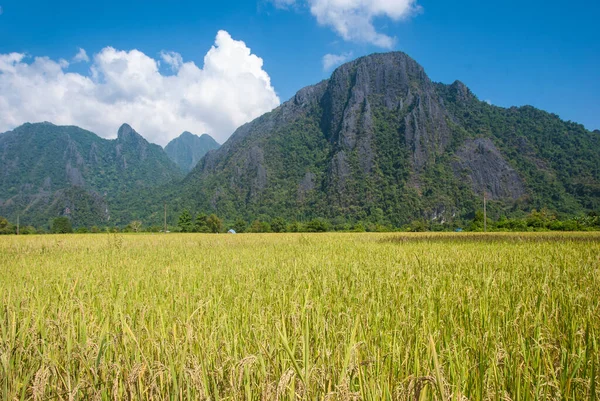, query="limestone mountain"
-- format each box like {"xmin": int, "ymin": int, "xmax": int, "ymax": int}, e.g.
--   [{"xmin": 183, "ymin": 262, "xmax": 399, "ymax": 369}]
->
[
  {"xmin": 165, "ymin": 131, "xmax": 220, "ymax": 172},
  {"xmin": 0, "ymin": 122, "xmax": 183, "ymax": 227},
  {"xmin": 182, "ymin": 52, "xmax": 600, "ymax": 226}
]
